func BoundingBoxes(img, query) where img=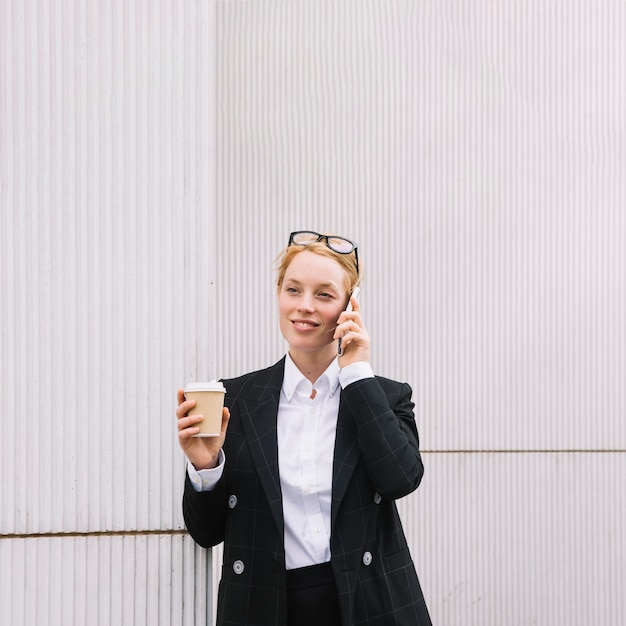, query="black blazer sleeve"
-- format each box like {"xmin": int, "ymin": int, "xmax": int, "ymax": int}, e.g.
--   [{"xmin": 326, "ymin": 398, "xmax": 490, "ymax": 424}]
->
[
  {"xmin": 183, "ymin": 470, "xmax": 228, "ymax": 548},
  {"xmin": 340, "ymin": 376, "xmax": 423, "ymax": 500}
]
